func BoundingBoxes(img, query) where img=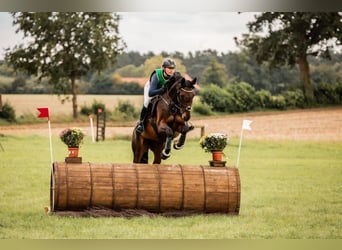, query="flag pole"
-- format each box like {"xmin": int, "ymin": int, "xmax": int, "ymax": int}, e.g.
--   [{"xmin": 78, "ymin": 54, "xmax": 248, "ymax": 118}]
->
[
  {"xmin": 48, "ymin": 118, "xmax": 55, "ymax": 212},
  {"xmin": 37, "ymin": 107, "xmax": 54, "ymax": 212},
  {"xmin": 236, "ymin": 119, "xmax": 252, "ymax": 168},
  {"xmin": 89, "ymin": 115, "xmax": 95, "ymax": 143},
  {"xmin": 236, "ymin": 127, "xmax": 244, "ymax": 168},
  {"xmin": 48, "ymin": 118, "xmax": 53, "ymax": 165}
]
